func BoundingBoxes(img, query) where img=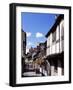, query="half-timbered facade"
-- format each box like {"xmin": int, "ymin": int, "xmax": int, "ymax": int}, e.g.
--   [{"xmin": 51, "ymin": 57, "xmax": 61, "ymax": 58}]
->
[{"xmin": 46, "ymin": 15, "xmax": 64, "ymax": 76}]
